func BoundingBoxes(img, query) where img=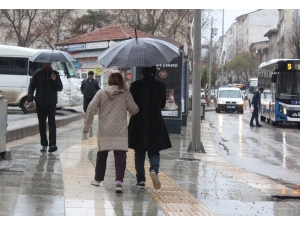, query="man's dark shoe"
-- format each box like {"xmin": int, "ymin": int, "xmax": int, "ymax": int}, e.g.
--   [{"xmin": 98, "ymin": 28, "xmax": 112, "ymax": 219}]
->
[
  {"xmin": 48, "ymin": 145, "xmax": 58, "ymax": 152},
  {"xmin": 249, "ymin": 124, "xmax": 255, "ymax": 127},
  {"xmin": 256, "ymin": 124, "xmax": 263, "ymax": 127},
  {"xmin": 40, "ymin": 146, "xmax": 47, "ymax": 151},
  {"xmin": 136, "ymin": 181, "xmax": 145, "ymax": 189}
]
